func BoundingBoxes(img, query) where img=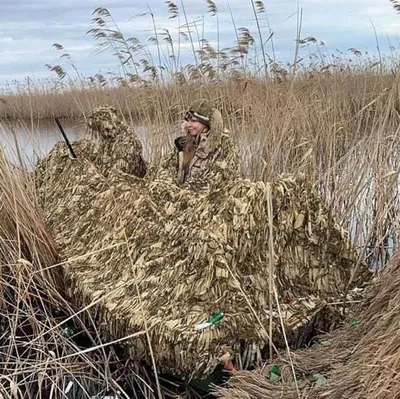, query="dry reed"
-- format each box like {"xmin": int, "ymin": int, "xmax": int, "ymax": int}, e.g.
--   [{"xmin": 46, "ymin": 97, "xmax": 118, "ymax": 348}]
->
[
  {"xmin": 0, "ymin": 146, "xmax": 166, "ymax": 398},
  {"xmin": 216, "ymin": 250, "xmax": 400, "ymax": 398},
  {"xmin": 1, "ymin": 2, "xmax": 400, "ymax": 397}
]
